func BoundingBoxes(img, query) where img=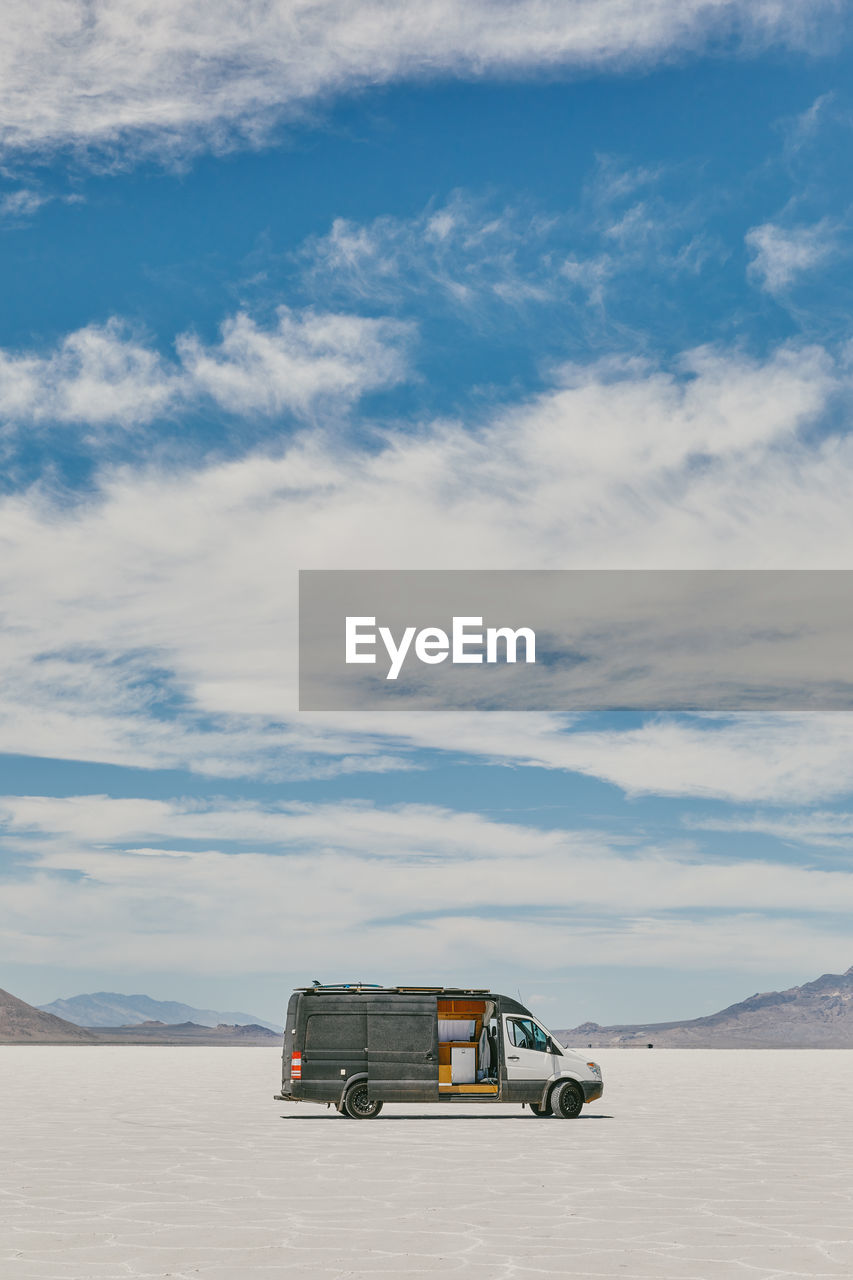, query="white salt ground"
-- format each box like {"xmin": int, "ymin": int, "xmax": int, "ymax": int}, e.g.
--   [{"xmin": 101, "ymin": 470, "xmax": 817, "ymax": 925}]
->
[{"xmin": 1, "ymin": 1046, "xmax": 851, "ymax": 1279}]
